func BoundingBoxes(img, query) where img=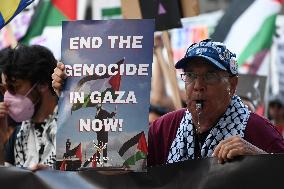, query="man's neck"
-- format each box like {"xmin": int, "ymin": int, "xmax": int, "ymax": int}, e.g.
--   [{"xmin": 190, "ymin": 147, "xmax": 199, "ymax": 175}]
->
[
  {"xmin": 191, "ymin": 115, "xmax": 219, "ymax": 133},
  {"xmin": 33, "ymin": 92, "xmax": 57, "ymax": 123}
]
